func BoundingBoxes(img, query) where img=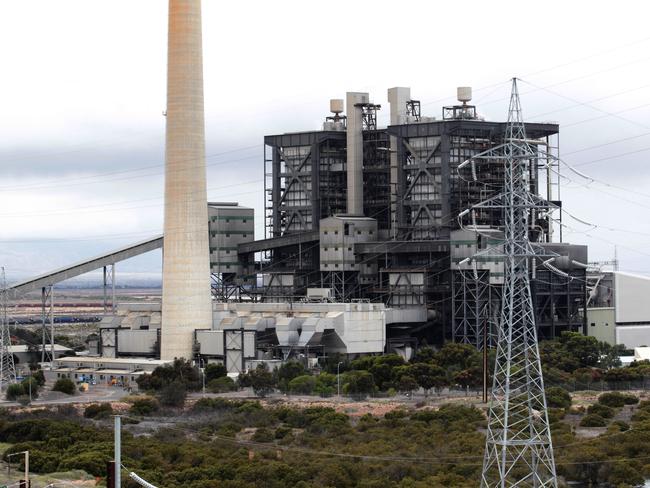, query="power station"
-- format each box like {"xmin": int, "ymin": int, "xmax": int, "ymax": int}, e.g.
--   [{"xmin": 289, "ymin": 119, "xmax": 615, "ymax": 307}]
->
[{"xmin": 4, "ymin": 0, "xmax": 588, "ymax": 380}]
